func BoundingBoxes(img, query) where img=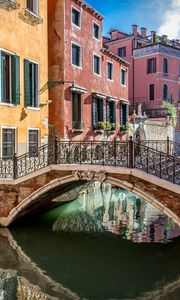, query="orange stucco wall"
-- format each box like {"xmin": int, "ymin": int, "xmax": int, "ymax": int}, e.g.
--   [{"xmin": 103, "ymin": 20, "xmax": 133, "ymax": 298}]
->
[{"xmin": 0, "ymin": 0, "xmax": 48, "ymax": 155}]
